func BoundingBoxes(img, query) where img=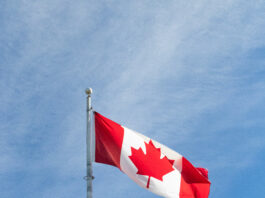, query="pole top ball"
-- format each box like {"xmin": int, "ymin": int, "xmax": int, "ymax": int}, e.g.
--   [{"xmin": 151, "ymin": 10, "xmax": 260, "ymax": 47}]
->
[{"xmin": 85, "ymin": 88, "xmax": 93, "ymax": 95}]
